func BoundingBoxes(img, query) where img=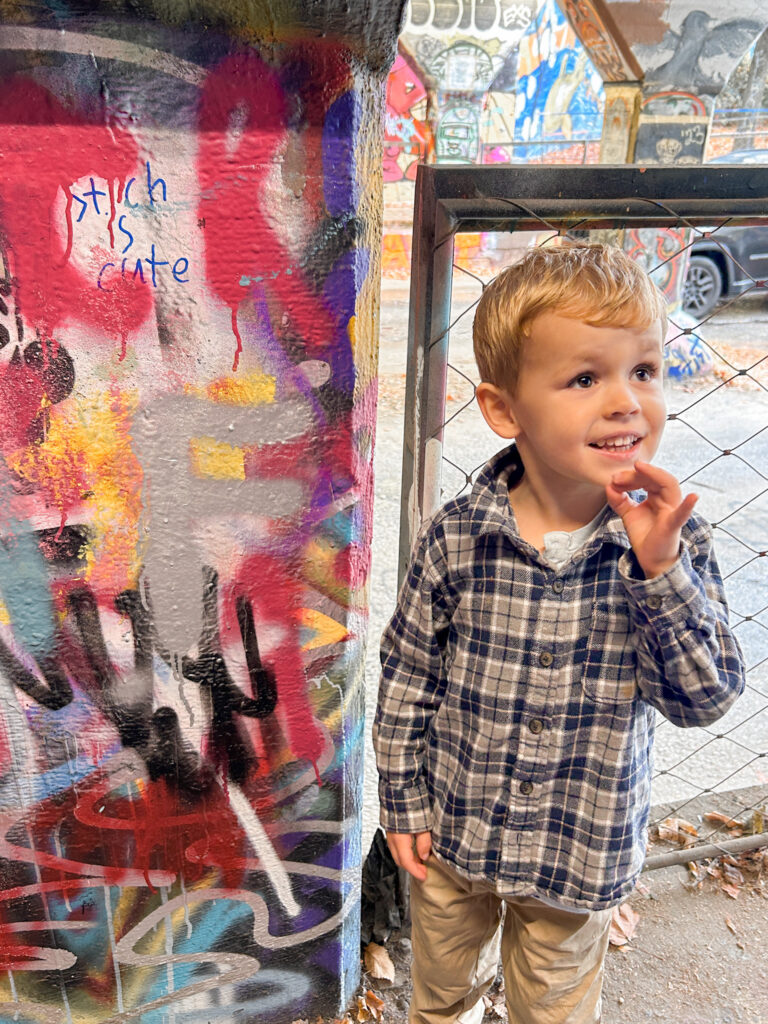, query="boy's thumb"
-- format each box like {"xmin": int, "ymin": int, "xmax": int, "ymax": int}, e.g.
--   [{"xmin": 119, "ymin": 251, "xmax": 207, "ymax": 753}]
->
[{"xmin": 415, "ymin": 831, "xmax": 432, "ymax": 862}]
